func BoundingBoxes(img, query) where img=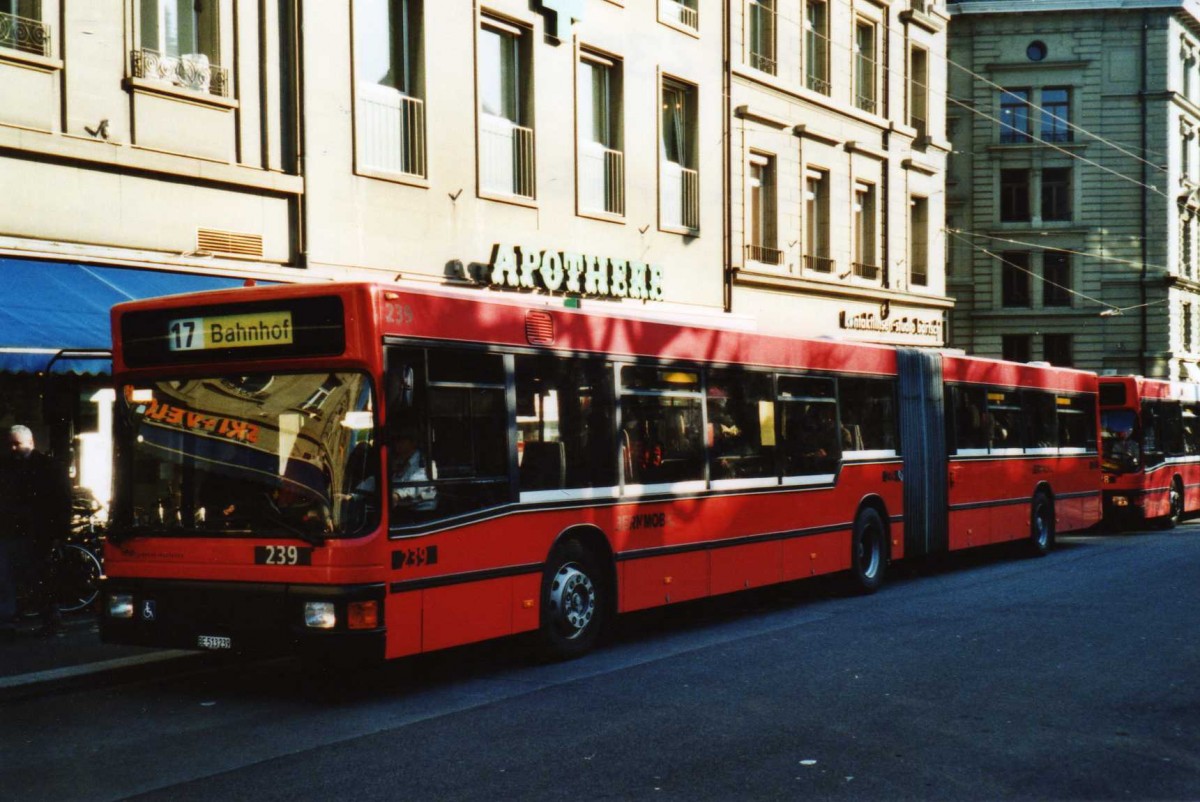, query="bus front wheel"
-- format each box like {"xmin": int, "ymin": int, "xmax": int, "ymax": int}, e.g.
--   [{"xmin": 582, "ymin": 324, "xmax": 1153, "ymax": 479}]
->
[
  {"xmin": 539, "ymin": 540, "xmax": 607, "ymax": 660},
  {"xmin": 849, "ymin": 507, "xmax": 887, "ymax": 594}
]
